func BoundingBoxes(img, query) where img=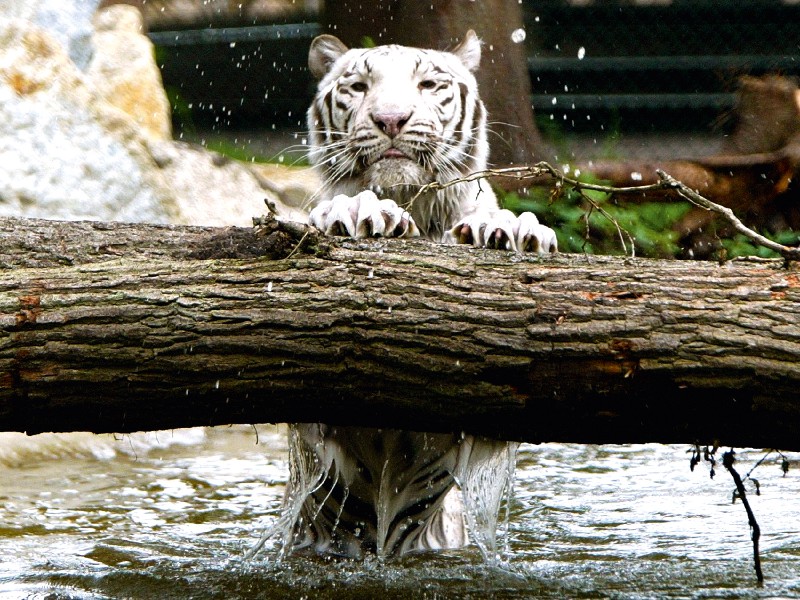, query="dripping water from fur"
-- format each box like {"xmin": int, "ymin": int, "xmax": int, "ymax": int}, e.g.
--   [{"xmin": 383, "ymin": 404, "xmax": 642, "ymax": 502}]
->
[
  {"xmin": 248, "ymin": 426, "xmax": 518, "ymax": 564},
  {"xmin": 455, "ymin": 438, "xmax": 519, "ymax": 563}
]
